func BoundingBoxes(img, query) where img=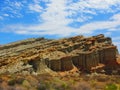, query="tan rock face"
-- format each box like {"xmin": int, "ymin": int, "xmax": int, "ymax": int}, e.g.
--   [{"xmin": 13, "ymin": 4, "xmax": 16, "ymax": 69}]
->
[
  {"xmin": 61, "ymin": 56, "xmax": 73, "ymax": 71},
  {"xmin": 0, "ymin": 34, "xmax": 119, "ymax": 74}
]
